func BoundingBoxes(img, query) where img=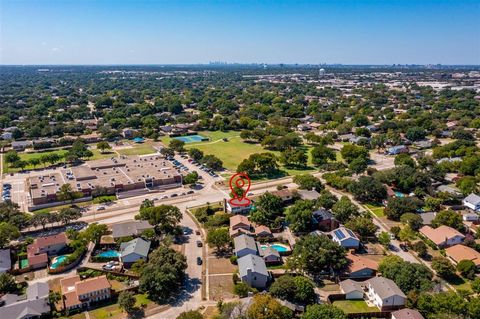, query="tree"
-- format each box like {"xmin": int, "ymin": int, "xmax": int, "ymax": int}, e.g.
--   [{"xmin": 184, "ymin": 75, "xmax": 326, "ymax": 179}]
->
[
  {"xmin": 5, "ymin": 150, "xmax": 20, "ymax": 166},
  {"xmin": 237, "ymin": 152, "xmax": 279, "ymax": 177},
  {"xmin": 345, "ymin": 217, "xmax": 376, "ymax": 240},
  {"xmin": 340, "ymin": 144, "xmax": 369, "ymax": 163},
  {"xmin": 69, "ymin": 139, "xmax": 93, "ymax": 159},
  {"xmin": 378, "ymin": 231, "xmax": 391, "ymax": 247},
  {"xmin": 58, "ymin": 208, "xmax": 82, "ymax": 225},
  {"xmin": 140, "ymin": 199, "xmax": 154, "ymax": 210},
  {"xmin": 398, "ymin": 224, "xmax": 417, "ymax": 242},
  {"xmin": 394, "ymin": 154, "xmax": 416, "ymax": 168},
  {"xmin": 456, "ymin": 176, "xmax": 478, "ymax": 196},
  {"xmin": 246, "ymin": 294, "xmax": 292, "ymax": 319},
  {"xmin": 28, "ymin": 157, "xmax": 41, "ymax": 169},
  {"xmin": 400, "ymin": 213, "xmax": 423, "ymax": 231},
  {"xmin": 0, "ymin": 222, "xmax": 20, "ymax": 248},
  {"xmin": 406, "ymin": 126, "xmax": 426, "ymax": 141},
  {"xmin": 431, "ymin": 210, "xmax": 463, "ymax": 231},
  {"xmin": 457, "ymin": 259, "xmax": 476, "ymax": 280},
  {"xmin": 176, "ymin": 310, "xmax": 203, "ymax": 319},
  {"xmin": 285, "ymin": 200, "xmax": 315, "ymax": 233},
  {"xmin": 169, "ymin": 139, "xmax": 185, "ymax": 152},
  {"xmin": 250, "ymin": 192, "xmax": 283, "ymax": 227},
  {"xmin": 160, "ymin": 147, "xmax": 175, "ymax": 158},
  {"xmin": 270, "ymin": 275, "xmax": 315, "ymax": 304},
  {"xmin": 0, "ymin": 273, "xmax": 17, "ymax": 294},
  {"xmin": 96, "ymin": 141, "xmax": 111, "ymax": 153},
  {"xmin": 416, "ymin": 291, "xmax": 467, "ymax": 319},
  {"xmin": 83, "ymin": 223, "xmax": 108, "ymax": 244},
  {"xmin": 431, "ymin": 257, "xmax": 455, "ymax": 279},
  {"xmin": 378, "ymin": 256, "xmax": 433, "ymax": 293},
  {"xmin": 118, "ymin": 290, "xmax": 136, "ymax": 313},
  {"xmin": 331, "ymin": 196, "xmax": 359, "ymax": 224},
  {"xmin": 293, "ymin": 174, "xmax": 324, "ymax": 192},
  {"xmin": 184, "ymin": 171, "xmax": 199, "ymax": 185},
  {"xmin": 139, "ymin": 245, "xmax": 187, "ymax": 301},
  {"xmin": 206, "ymin": 227, "xmax": 230, "ymax": 251},
  {"xmin": 384, "ymin": 197, "xmax": 422, "ymax": 221},
  {"xmin": 57, "ymin": 184, "xmax": 81, "ymax": 203},
  {"xmin": 31, "ymin": 211, "xmax": 51, "ymax": 229},
  {"xmin": 348, "ymin": 176, "xmax": 387, "ymax": 203},
  {"xmin": 188, "ymin": 148, "xmax": 204, "ymax": 161},
  {"xmin": 412, "ymin": 241, "xmax": 428, "ymax": 258},
  {"xmin": 288, "ymin": 234, "xmax": 347, "ymax": 277},
  {"xmin": 348, "ymin": 156, "xmax": 369, "ymax": 174},
  {"xmin": 311, "ymin": 145, "xmax": 336, "ymax": 166},
  {"xmin": 135, "ymin": 205, "xmax": 182, "ymax": 234},
  {"xmin": 472, "ymin": 277, "xmax": 480, "ymax": 293},
  {"xmin": 302, "ymin": 304, "xmax": 347, "ymax": 319},
  {"xmin": 280, "ymin": 148, "xmax": 308, "ymax": 167},
  {"xmin": 201, "ymin": 154, "xmax": 223, "ymax": 170},
  {"xmin": 316, "ymin": 190, "xmax": 338, "ymax": 209}
]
